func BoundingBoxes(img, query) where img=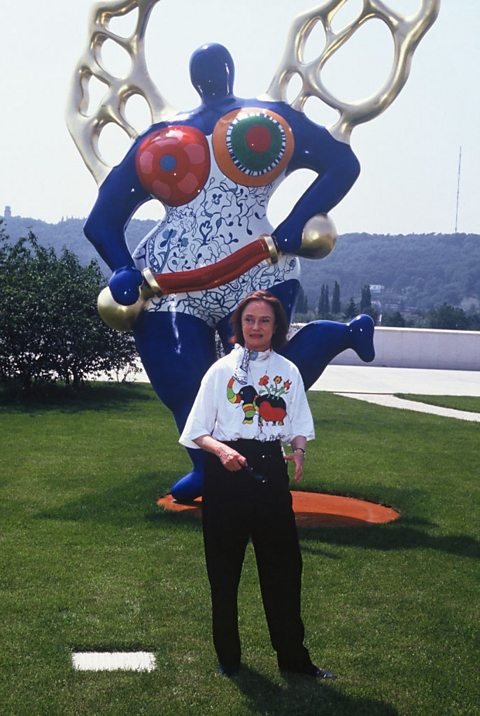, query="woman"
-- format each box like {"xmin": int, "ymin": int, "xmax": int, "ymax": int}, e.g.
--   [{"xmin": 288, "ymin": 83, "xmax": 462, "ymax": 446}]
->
[{"xmin": 179, "ymin": 290, "xmax": 336, "ymax": 679}]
